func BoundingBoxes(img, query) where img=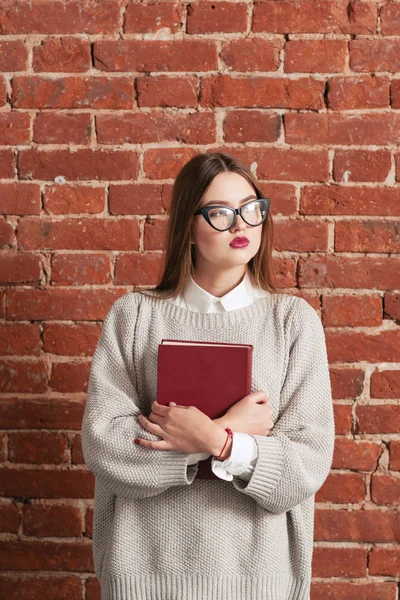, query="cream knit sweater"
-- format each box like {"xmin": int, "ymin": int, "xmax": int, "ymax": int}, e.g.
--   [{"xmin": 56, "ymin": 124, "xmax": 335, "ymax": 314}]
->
[{"xmin": 81, "ymin": 288, "xmax": 335, "ymax": 600}]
